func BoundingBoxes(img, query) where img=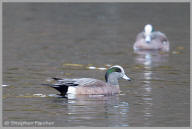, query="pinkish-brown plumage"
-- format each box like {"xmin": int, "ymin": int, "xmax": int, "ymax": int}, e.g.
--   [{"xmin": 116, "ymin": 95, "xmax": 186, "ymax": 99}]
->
[{"xmin": 75, "ymin": 79, "xmax": 120, "ymax": 95}]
